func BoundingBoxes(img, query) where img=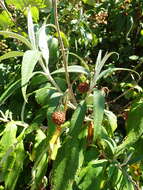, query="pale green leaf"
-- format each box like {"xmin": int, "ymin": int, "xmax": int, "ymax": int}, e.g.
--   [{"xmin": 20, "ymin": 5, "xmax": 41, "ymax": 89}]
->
[
  {"xmin": 51, "ymin": 65, "xmax": 90, "ymax": 76},
  {"xmin": 96, "ymin": 68, "xmax": 140, "ymax": 83},
  {"xmin": 28, "ymin": 8, "xmax": 36, "ymax": 49},
  {"xmin": 94, "ymin": 51, "xmax": 118, "ymax": 83},
  {"xmin": 129, "ymin": 55, "xmax": 139, "ymax": 61},
  {"xmin": 0, "ymin": 51, "xmax": 24, "ymax": 62},
  {"xmin": 82, "ymin": 0, "xmax": 95, "ymax": 6},
  {"xmin": 39, "ymin": 25, "xmax": 49, "ymax": 66},
  {"xmin": 104, "ymin": 110, "xmax": 117, "ymax": 134},
  {"xmin": 0, "ymin": 31, "xmax": 32, "ymax": 49},
  {"xmin": 21, "ymin": 50, "xmax": 41, "ymax": 102},
  {"xmin": 69, "ymin": 52, "xmax": 89, "ymax": 70}
]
